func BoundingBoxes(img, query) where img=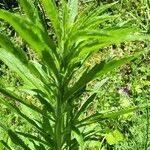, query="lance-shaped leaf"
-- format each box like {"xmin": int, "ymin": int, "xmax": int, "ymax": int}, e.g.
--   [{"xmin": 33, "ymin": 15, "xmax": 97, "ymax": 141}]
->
[
  {"xmin": 65, "ymin": 54, "xmax": 139, "ymax": 100},
  {"xmin": 73, "ymin": 2, "xmax": 117, "ymax": 31},
  {"xmin": 0, "ymin": 33, "xmax": 27, "ymax": 62},
  {"xmin": 68, "ymin": 0, "xmax": 78, "ymax": 24},
  {"xmin": 0, "ymin": 98, "xmax": 43, "ymax": 131},
  {"xmin": 0, "ymin": 9, "xmax": 44, "ymax": 53},
  {"xmin": 0, "ymin": 87, "xmax": 54, "ymax": 118},
  {"xmin": 69, "ymin": 28, "xmax": 150, "ymax": 61},
  {"xmin": 0, "ymin": 33, "xmax": 51, "ymax": 92},
  {"xmin": 0, "ymin": 48, "xmax": 43, "ymax": 90},
  {"xmin": 82, "ymin": 14, "xmax": 120, "ymax": 30},
  {"xmin": 18, "ymin": 0, "xmax": 50, "ymax": 36},
  {"xmin": 16, "ymin": 132, "xmax": 51, "ymax": 147},
  {"xmin": 73, "ymin": 93, "xmax": 96, "ymax": 121},
  {"xmin": 0, "ymin": 9, "xmax": 56, "ymax": 58},
  {"xmin": 76, "ymin": 103, "xmax": 150, "ymax": 127},
  {"xmin": 0, "ymin": 140, "xmax": 12, "ymax": 150},
  {"xmin": 19, "ymin": 0, "xmax": 40, "ymax": 23},
  {"xmin": 8, "ymin": 130, "xmax": 32, "ymax": 150},
  {"xmin": 62, "ymin": 0, "xmax": 69, "ymax": 39},
  {"xmin": 0, "ymin": 123, "xmax": 31, "ymax": 150},
  {"xmin": 39, "ymin": 0, "xmax": 62, "ymax": 41},
  {"xmin": 72, "ymin": 127, "xmax": 84, "ymax": 150},
  {"xmin": 0, "ymin": 97, "xmax": 54, "ymax": 143}
]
